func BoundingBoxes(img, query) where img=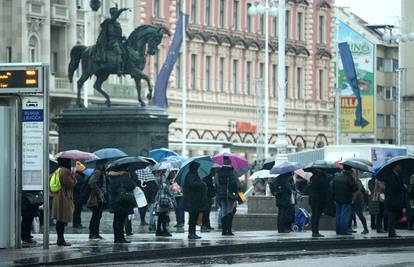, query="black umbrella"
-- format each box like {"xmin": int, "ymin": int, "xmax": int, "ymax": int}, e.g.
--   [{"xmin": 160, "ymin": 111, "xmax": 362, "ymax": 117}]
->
[
  {"xmin": 303, "ymin": 160, "xmax": 341, "ymax": 174},
  {"xmin": 106, "ymin": 156, "xmax": 149, "ymax": 172},
  {"xmin": 375, "ymin": 156, "xmax": 414, "ymax": 181},
  {"xmin": 340, "ymin": 159, "xmax": 373, "ymax": 173},
  {"xmin": 261, "ymin": 158, "xmax": 275, "ymax": 170}
]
